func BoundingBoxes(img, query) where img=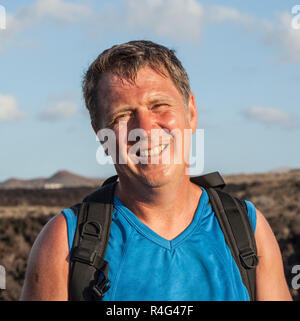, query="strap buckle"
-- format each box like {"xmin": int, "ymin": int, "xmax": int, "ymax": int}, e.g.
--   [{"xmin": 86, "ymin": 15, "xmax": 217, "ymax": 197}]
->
[
  {"xmin": 92, "ymin": 276, "xmax": 111, "ymax": 299},
  {"xmin": 239, "ymin": 248, "xmax": 259, "ymax": 269}
]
